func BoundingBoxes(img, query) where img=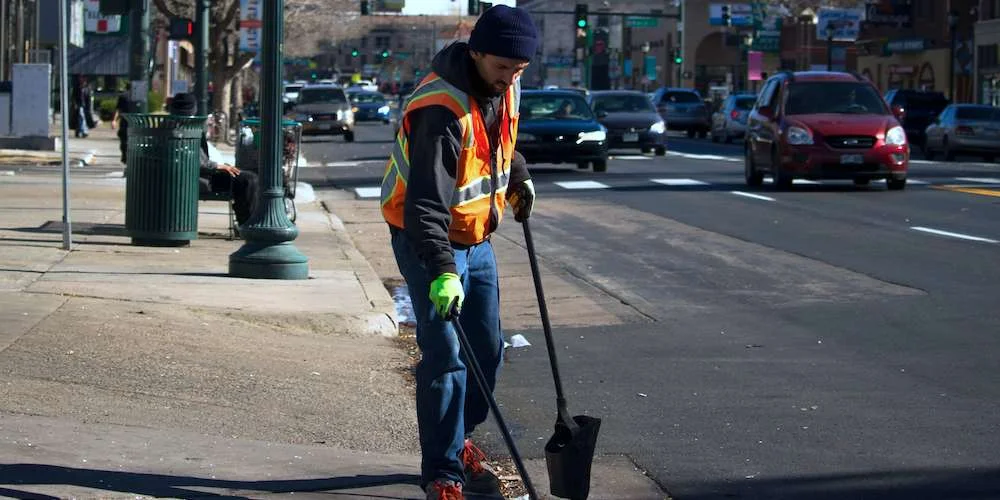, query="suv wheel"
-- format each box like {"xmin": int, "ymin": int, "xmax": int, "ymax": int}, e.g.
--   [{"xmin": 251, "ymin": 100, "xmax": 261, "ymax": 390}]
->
[
  {"xmin": 654, "ymin": 146, "xmax": 666, "ymax": 156},
  {"xmin": 592, "ymin": 159, "xmax": 608, "ymax": 172},
  {"xmin": 887, "ymin": 177, "xmax": 907, "ymax": 190},
  {"xmin": 344, "ymin": 130, "xmax": 355, "ymax": 142},
  {"xmin": 943, "ymin": 136, "xmax": 956, "ymax": 161},
  {"xmin": 744, "ymin": 147, "xmax": 763, "ymax": 187},
  {"xmin": 771, "ymin": 147, "xmax": 793, "ymax": 189}
]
